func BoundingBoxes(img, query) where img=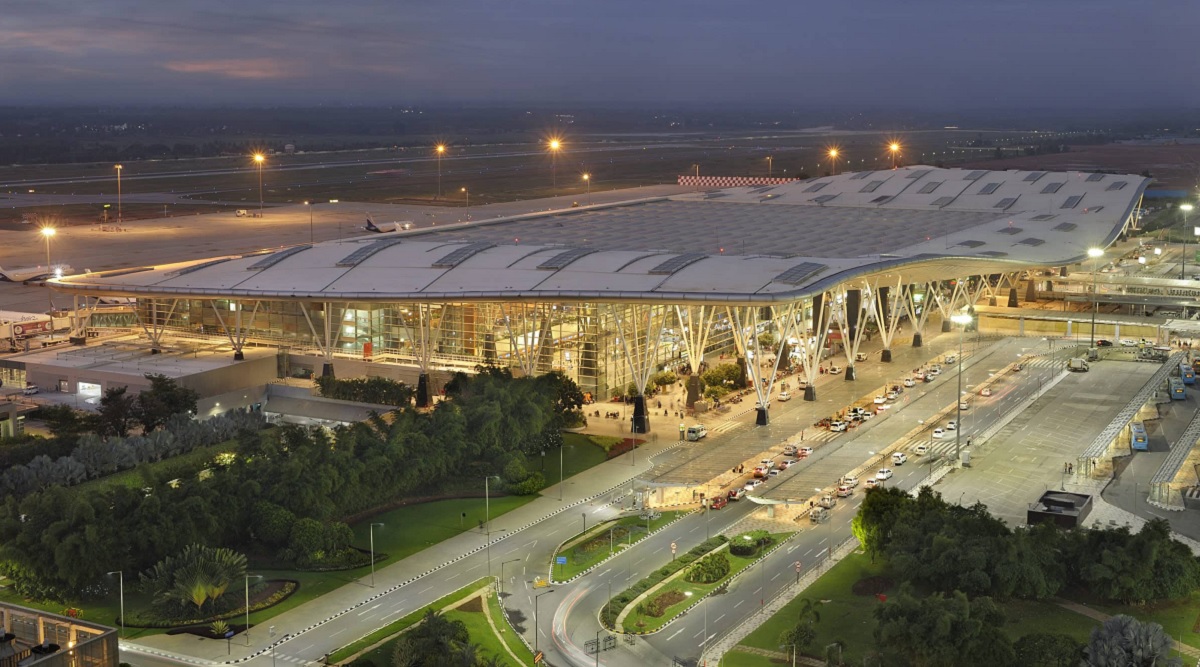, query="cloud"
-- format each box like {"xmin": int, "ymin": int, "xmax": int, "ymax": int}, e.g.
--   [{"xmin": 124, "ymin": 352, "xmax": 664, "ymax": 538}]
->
[{"xmin": 163, "ymin": 58, "xmax": 296, "ymax": 80}]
